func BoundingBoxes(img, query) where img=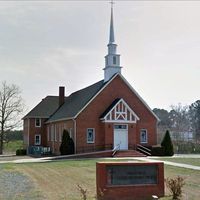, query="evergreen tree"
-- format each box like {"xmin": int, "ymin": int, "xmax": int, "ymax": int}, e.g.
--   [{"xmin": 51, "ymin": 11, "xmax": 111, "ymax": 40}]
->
[
  {"xmin": 161, "ymin": 130, "xmax": 174, "ymax": 156},
  {"xmin": 59, "ymin": 129, "xmax": 75, "ymax": 155}
]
